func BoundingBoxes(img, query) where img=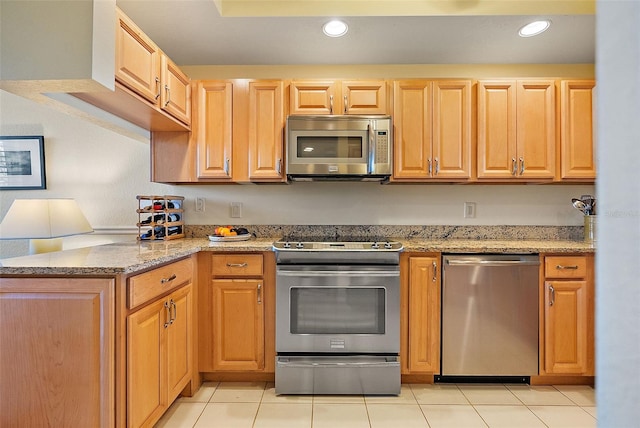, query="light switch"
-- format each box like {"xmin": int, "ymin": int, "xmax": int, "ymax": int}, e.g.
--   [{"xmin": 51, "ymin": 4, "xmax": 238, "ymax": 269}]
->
[{"xmin": 464, "ymin": 202, "xmax": 476, "ymax": 218}]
